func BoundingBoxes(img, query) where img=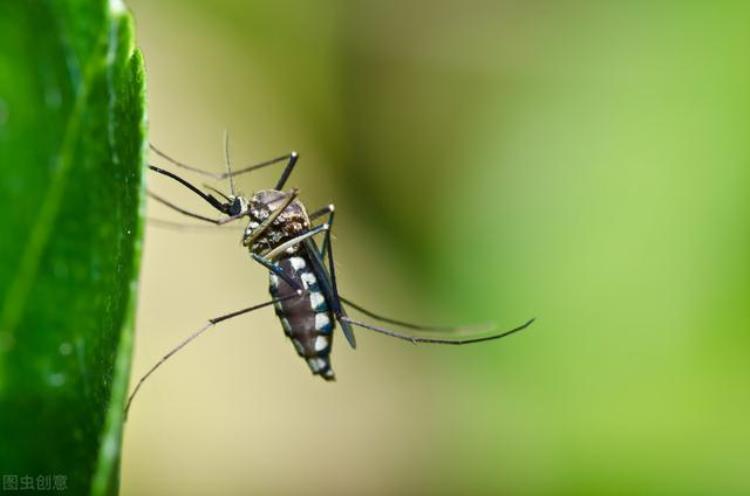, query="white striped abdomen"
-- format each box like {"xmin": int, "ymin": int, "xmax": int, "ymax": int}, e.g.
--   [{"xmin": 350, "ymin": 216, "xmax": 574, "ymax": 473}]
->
[{"xmin": 268, "ymin": 255, "xmax": 335, "ymax": 380}]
